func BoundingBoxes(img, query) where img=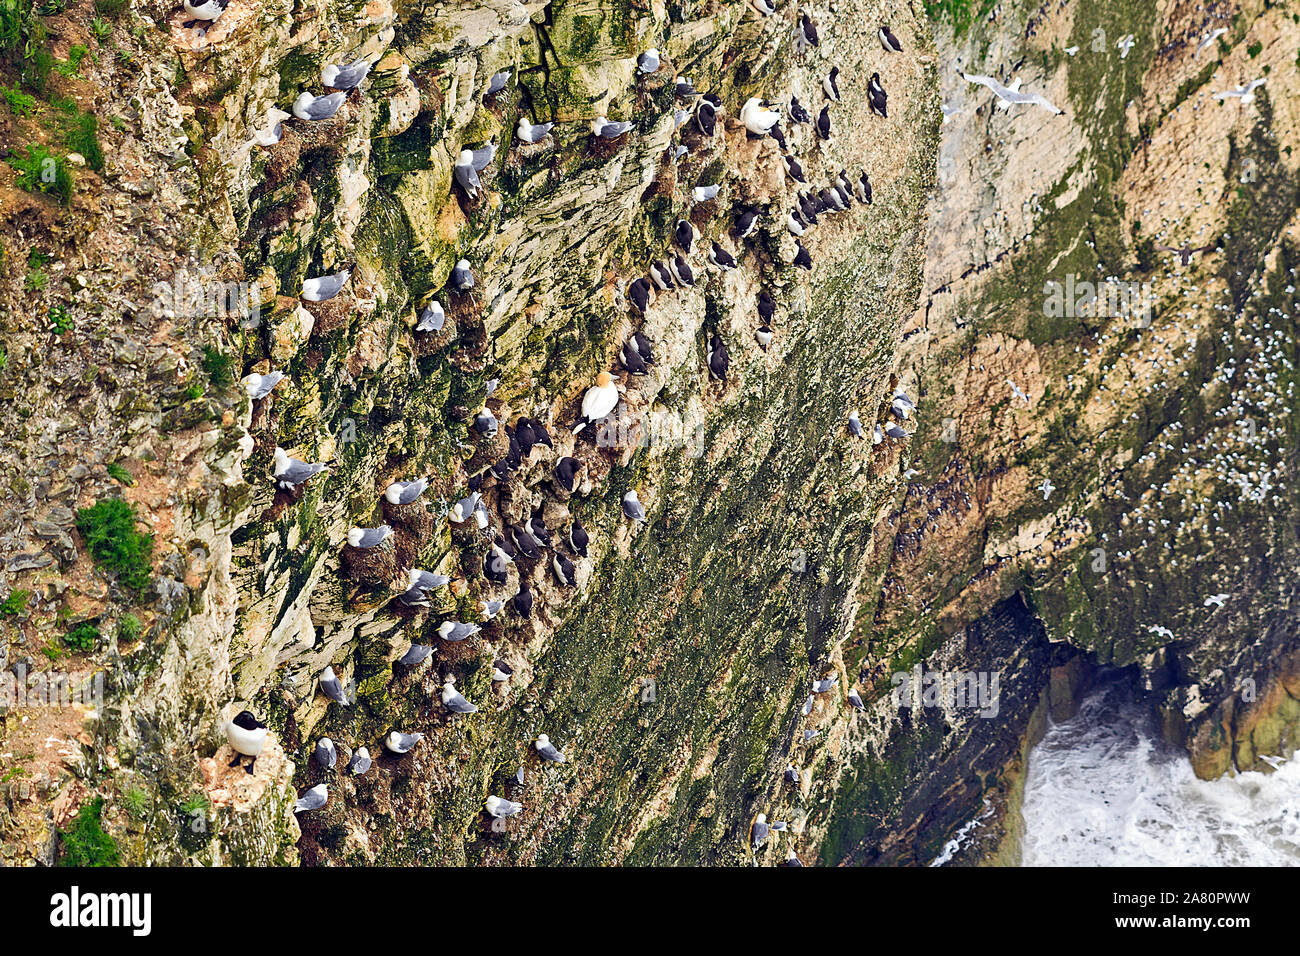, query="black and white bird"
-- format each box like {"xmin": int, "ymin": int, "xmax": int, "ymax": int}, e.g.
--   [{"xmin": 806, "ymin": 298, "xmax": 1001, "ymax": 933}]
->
[
  {"xmin": 855, "ymin": 170, "xmax": 873, "ymax": 204},
  {"xmin": 869, "ymin": 74, "xmax": 888, "ymax": 117},
  {"xmin": 621, "ymin": 338, "xmax": 649, "ymax": 375},
  {"xmin": 816, "ymin": 105, "xmax": 832, "ymax": 139},
  {"xmin": 675, "ymin": 219, "xmax": 699, "ymax": 253},
  {"xmin": 454, "ymin": 143, "xmax": 496, "ymax": 199},
  {"xmin": 591, "ymin": 116, "xmax": 633, "ymax": 138},
  {"xmin": 314, "ymin": 737, "xmax": 337, "ymax": 769},
  {"xmin": 511, "ymin": 581, "xmax": 534, "ymax": 618},
  {"xmin": 534, "ymin": 734, "xmax": 566, "ymax": 763},
  {"xmin": 485, "ymin": 70, "xmax": 511, "ymax": 98},
  {"xmin": 751, "ymin": 813, "xmax": 770, "ymax": 848},
  {"xmin": 553, "ymin": 551, "xmax": 577, "ymax": 587},
  {"xmin": 439, "ymin": 620, "xmax": 481, "ymax": 642},
  {"xmin": 568, "ymin": 518, "xmax": 589, "ymax": 557},
  {"xmin": 484, "ymin": 549, "xmax": 509, "ymax": 587},
  {"xmin": 622, "ymin": 490, "xmax": 647, "ymax": 524},
  {"xmin": 385, "ymin": 477, "xmax": 429, "ymax": 505},
  {"xmin": 793, "ymin": 240, "xmax": 813, "ymax": 271},
  {"xmin": 491, "ymin": 659, "xmax": 514, "ymax": 682},
  {"xmin": 511, "ymin": 523, "xmax": 540, "ymax": 560},
  {"xmin": 347, "ymin": 525, "xmax": 392, "ymax": 549},
  {"xmin": 675, "ymin": 76, "xmax": 697, "ymax": 98},
  {"xmin": 879, "ymin": 24, "xmax": 903, "ymax": 53},
  {"xmin": 695, "ymin": 99, "xmax": 717, "ymax": 137},
  {"xmin": 243, "ymin": 370, "xmax": 284, "ymax": 400},
  {"xmin": 768, "ymin": 122, "xmax": 787, "ymax": 149},
  {"xmin": 649, "ymin": 261, "xmax": 675, "ymax": 290},
  {"xmin": 669, "ymin": 255, "xmax": 695, "ymax": 287},
  {"xmin": 448, "ymin": 491, "xmax": 483, "ymax": 524},
  {"xmin": 293, "ymin": 784, "xmax": 328, "ymax": 813},
  {"xmin": 734, "ymin": 208, "xmax": 758, "ymax": 238},
  {"xmin": 385, "ymin": 730, "xmax": 424, "ymax": 753},
  {"xmin": 627, "ymin": 276, "xmax": 652, "ymax": 313},
  {"xmin": 416, "ymin": 300, "xmax": 445, "ymax": 332},
  {"xmin": 182, "ymin": 0, "xmax": 228, "ymax": 28},
  {"xmin": 637, "ymin": 48, "xmax": 660, "ymax": 73},
  {"xmin": 301, "ymin": 269, "xmax": 350, "ymax": 301},
  {"xmin": 322, "ymin": 58, "xmax": 374, "ymax": 91},
  {"xmin": 784, "ymin": 154, "xmax": 807, "ymax": 183},
  {"xmin": 822, "ymin": 67, "xmax": 841, "ymax": 101},
  {"xmin": 450, "ymin": 258, "xmax": 475, "ymax": 292},
  {"xmin": 750, "ymin": 0, "xmax": 776, "ymax": 14},
  {"xmin": 486, "ymin": 795, "xmax": 524, "ymax": 817},
  {"xmin": 784, "ymin": 764, "xmax": 798, "ymax": 784},
  {"xmin": 555, "ymin": 456, "xmax": 583, "ymax": 493},
  {"xmin": 708, "ymin": 241, "xmax": 737, "ymax": 270},
  {"xmin": 631, "ymin": 331, "xmax": 654, "ymax": 366},
  {"xmin": 789, "ymin": 96, "xmax": 811, "ymax": 124},
  {"xmin": 292, "ymin": 91, "xmax": 347, "ymax": 122},
  {"xmin": 798, "ymin": 14, "xmax": 819, "ymax": 48},
  {"xmin": 755, "ymin": 325, "xmax": 773, "ymax": 351},
  {"xmin": 441, "ymin": 681, "xmax": 478, "ymax": 714},
  {"xmin": 708, "ymin": 334, "xmax": 729, "ymax": 381},
  {"xmin": 758, "ymin": 290, "xmax": 775, "ymax": 324},
  {"xmin": 319, "ymin": 665, "xmax": 350, "ymax": 705},
  {"xmin": 223, "ymin": 710, "xmax": 267, "ymax": 774},
  {"xmin": 346, "ymin": 747, "xmax": 371, "ymax": 775},
  {"xmin": 273, "ymin": 447, "xmax": 327, "ymax": 491}
]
